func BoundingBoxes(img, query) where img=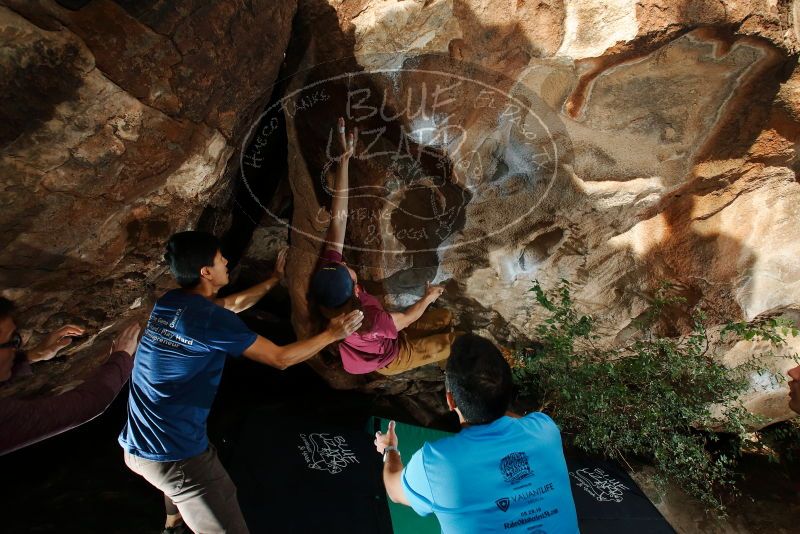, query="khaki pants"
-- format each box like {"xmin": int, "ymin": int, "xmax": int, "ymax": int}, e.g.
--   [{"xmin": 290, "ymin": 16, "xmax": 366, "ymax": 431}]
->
[
  {"xmin": 124, "ymin": 444, "xmax": 249, "ymax": 534},
  {"xmin": 377, "ymin": 308, "xmax": 454, "ymax": 376}
]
